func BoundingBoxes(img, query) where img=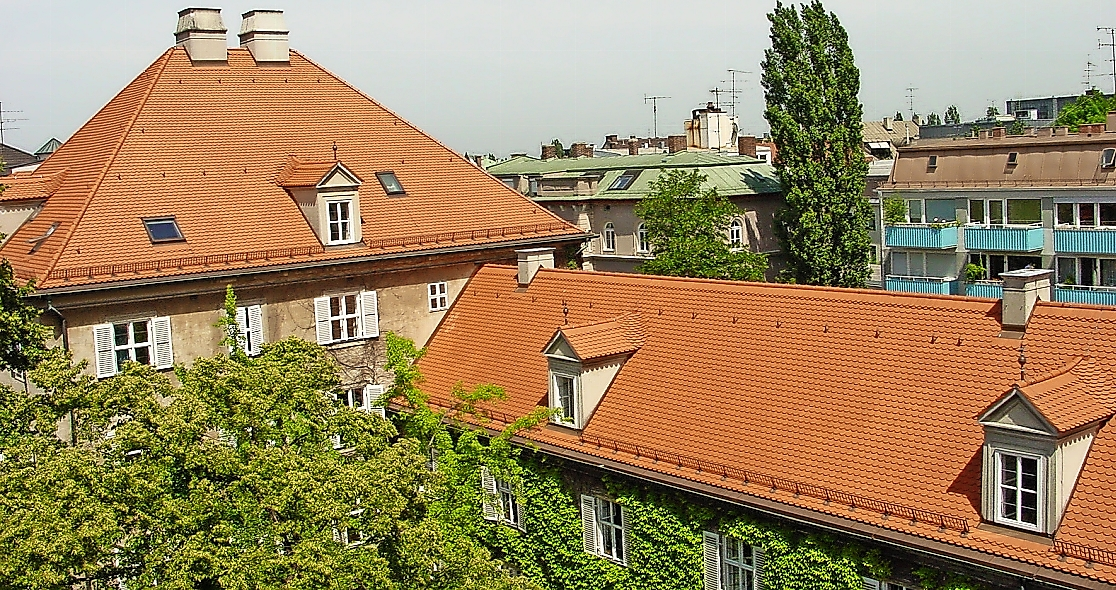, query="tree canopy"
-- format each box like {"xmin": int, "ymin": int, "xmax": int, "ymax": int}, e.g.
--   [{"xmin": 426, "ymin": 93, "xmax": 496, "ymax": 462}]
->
[
  {"xmin": 634, "ymin": 169, "xmax": 767, "ymax": 281},
  {"xmin": 925, "ymin": 112, "xmax": 941, "ymax": 126},
  {"xmin": 761, "ymin": 0, "xmax": 871, "ymax": 287},
  {"xmin": 944, "ymin": 105, "xmax": 961, "ymax": 125},
  {"xmin": 1055, "ymin": 90, "xmax": 1116, "ymax": 131}
]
